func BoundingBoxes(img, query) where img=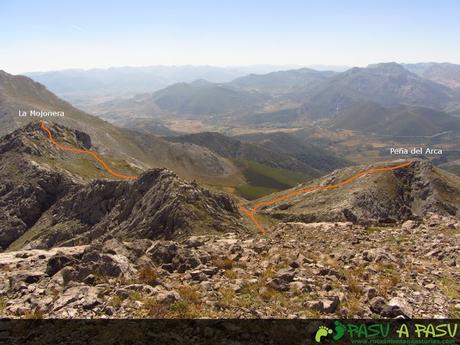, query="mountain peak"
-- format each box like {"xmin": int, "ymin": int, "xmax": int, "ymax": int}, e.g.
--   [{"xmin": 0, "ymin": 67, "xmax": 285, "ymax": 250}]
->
[
  {"xmin": 362, "ymin": 62, "xmax": 411, "ymax": 76},
  {"xmin": 367, "ymin": 62, "xmax": 404, "ymax": 69},
  {"xmin": 0, "ymin": 121, "xmax": 91, "ymax": 157},
  {"xmin": 190, "ymin": 78, "xmax": 212, "ymax": 87}
]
